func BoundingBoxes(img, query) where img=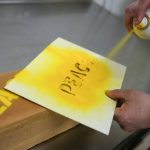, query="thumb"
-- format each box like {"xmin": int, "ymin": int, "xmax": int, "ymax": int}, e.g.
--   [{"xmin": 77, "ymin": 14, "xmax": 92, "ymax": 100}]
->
[{"xmin": 105, "ymin": 89, "xmax": 126, "ymax": 101}]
